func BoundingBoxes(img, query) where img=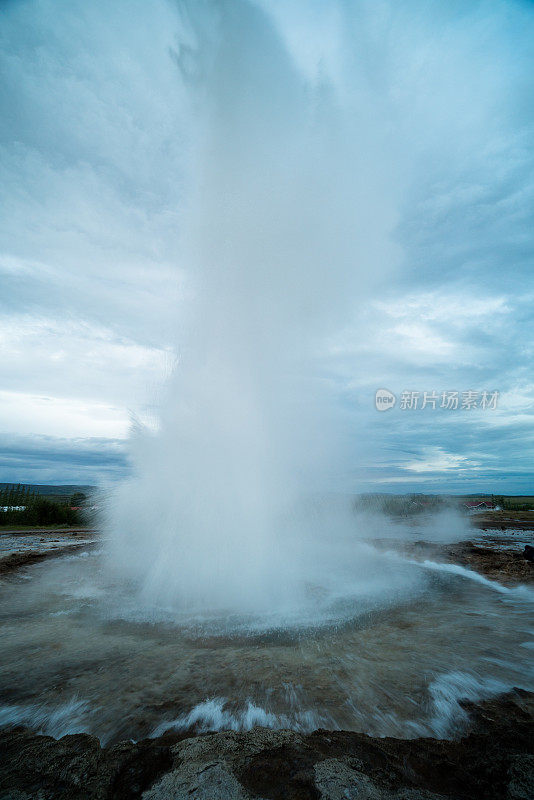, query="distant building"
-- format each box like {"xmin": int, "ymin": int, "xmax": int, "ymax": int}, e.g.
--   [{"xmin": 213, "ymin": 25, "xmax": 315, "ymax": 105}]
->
[{"xmin": 463, "ymin": 500, "xmax": 495, "ymax": 511}]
